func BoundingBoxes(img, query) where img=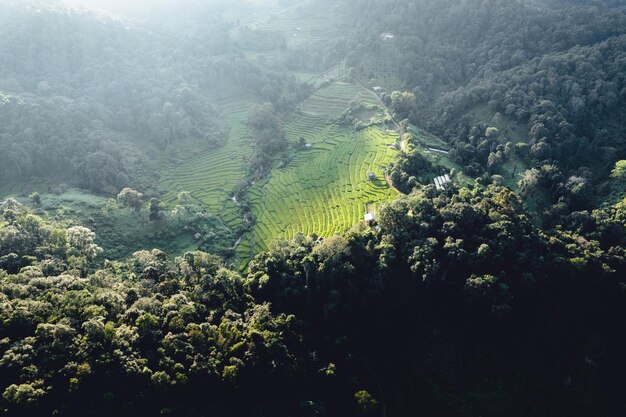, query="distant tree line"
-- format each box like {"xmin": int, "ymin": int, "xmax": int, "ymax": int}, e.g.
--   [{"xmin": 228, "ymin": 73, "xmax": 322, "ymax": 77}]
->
[
  {"xmin": 0, "ymin": 2, "xmax": 312, "ymax": 195},
  {"xmin": 327, "ymin": 0, "xmax": 626, "ymax": 216}
]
